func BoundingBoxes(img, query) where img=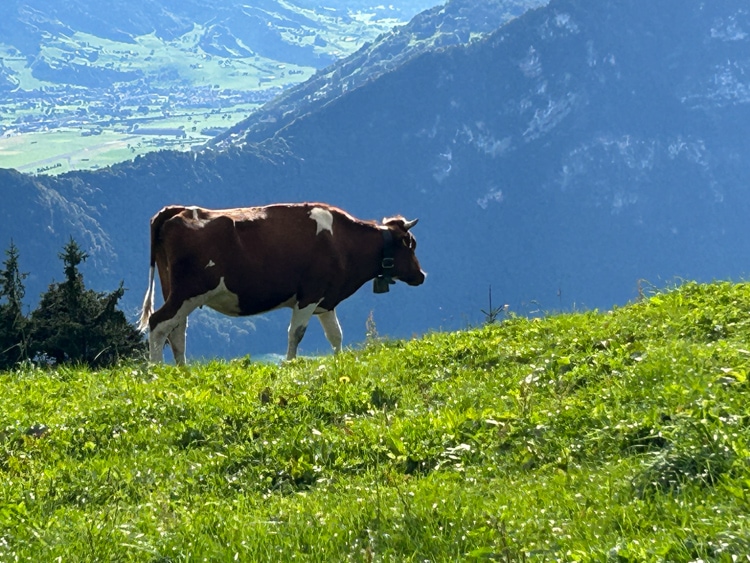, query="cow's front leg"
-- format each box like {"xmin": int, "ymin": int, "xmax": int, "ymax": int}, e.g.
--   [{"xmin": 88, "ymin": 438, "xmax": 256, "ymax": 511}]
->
[
  {"xmin": 317, "ymin": 309, "xmax": 342, "ymax": 354},
  {"xmin": 286, "ymin": 301, "xmax": 320, "ymax": 360}
]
